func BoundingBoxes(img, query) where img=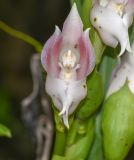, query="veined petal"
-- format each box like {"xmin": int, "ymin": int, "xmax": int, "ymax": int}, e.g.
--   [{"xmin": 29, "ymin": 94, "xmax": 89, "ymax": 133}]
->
[
  {"xmin": 90, "ymin": 3, "xmax": 131, "ymax": 56},
  {"xmin": 77, "ymin": 29, "xmax": 95, "ymax": 79},
  {"xmin": 62, "ymin": 3, "xmax": 83, "ymax": 46},
  {"xmin": 41, "ymin": 26, "xmax": 62, "ymax": 77},
  {"xmin": 45, "ymin": 75, "xmax": 87, "ymax": 128}
]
